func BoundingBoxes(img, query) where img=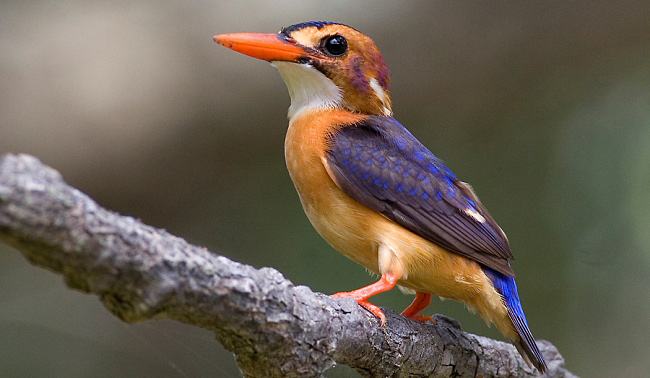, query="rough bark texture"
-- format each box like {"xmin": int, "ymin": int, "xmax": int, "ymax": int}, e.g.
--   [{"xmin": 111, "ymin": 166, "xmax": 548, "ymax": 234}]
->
[{"xmin": 0, "ymin": 154, "xmax": 576, "ymax": 377}]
